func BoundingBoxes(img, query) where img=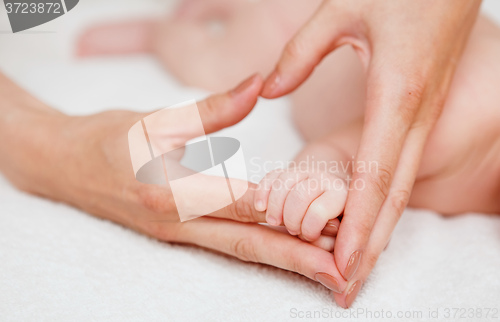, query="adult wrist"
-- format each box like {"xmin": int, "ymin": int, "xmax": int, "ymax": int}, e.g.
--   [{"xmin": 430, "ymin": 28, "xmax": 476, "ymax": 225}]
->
[{"xmin": 0, "ymin": 100, "xmax": 70, "ymax": 196}]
